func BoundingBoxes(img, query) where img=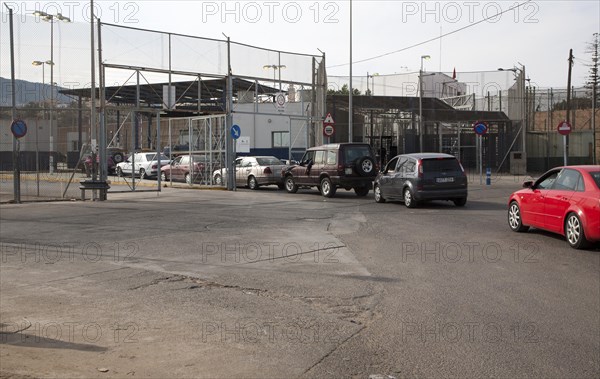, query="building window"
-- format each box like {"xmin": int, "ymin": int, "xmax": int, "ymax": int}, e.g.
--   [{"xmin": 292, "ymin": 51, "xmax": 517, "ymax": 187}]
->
[{"xmin": 272, "ymin": 131, "xmax": 290, "ymax": 148}]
